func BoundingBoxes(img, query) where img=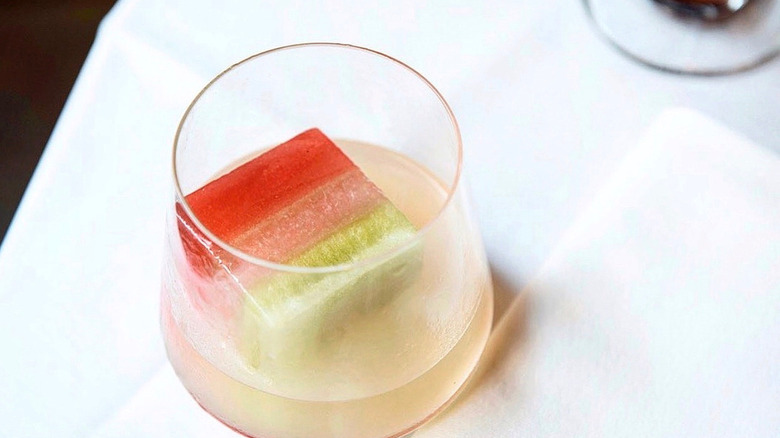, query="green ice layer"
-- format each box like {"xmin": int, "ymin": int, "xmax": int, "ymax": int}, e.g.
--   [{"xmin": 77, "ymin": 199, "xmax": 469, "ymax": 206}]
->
[{"xmin": 240, "ymin": 201, "xmax": 422, "ymax": 367}]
